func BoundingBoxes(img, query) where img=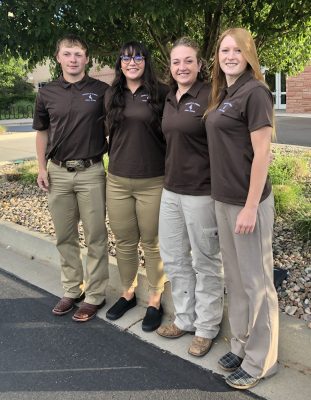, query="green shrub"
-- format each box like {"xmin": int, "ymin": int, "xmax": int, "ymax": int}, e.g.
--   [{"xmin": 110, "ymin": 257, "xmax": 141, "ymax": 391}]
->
[
  {"xmin": 15, "ymin": 160, "xmax": 38, "ymax": 185},
  {"xmin": 0, "ymin": 79, "xmax": 35, "ymax": 109},
  {"xmin": 293, "ymin": 202, "xmax": 311, "ymax": 242},
  {"xmin": 0, "ymin": 125, "xmax": 7, "ymax": 134},
  {"xmin": 269, "ymin": 152, "xmax": 309, "ymax": 185},
  {"xmin": 273, "ymin": 184, "xmax": 303, "ymax": 214}
]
